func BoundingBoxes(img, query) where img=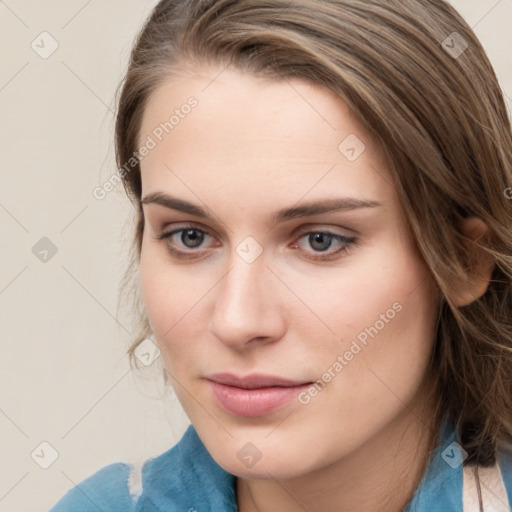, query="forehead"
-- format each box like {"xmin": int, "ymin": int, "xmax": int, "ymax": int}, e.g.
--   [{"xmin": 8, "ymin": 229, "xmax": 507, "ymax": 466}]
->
[{"xmin": 138, "ymin": 65, "xmax": 394, "ymax": 205}]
